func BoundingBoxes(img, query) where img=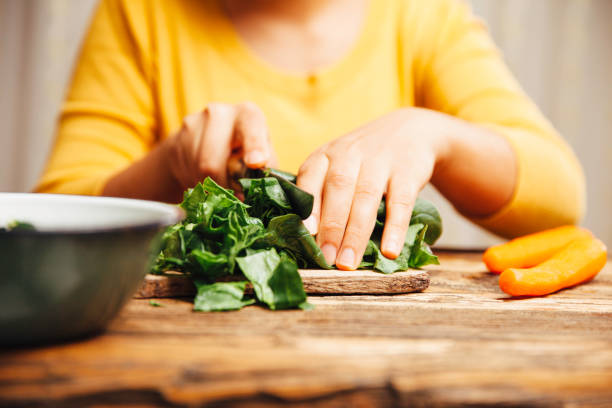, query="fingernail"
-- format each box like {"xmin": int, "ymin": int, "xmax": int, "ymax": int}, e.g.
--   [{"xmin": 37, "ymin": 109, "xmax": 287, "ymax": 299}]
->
[
  {"xmin": 303, "ymin": 216, "xmax": 318, "ymax": 235},
  {"xmin": 336, "ymin": 247, "xmax": 356, "ymax": 270},
  {"xmin": 321, "ymin": 243, "xmax": 337, "ymax": 265},
  {"xmin": 382, "ymin": 236, "xmax": 402, "ymax": 258},
  {"xmin": 245, "ymin": 150, "xmax": 265, "ymax": 166}
]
